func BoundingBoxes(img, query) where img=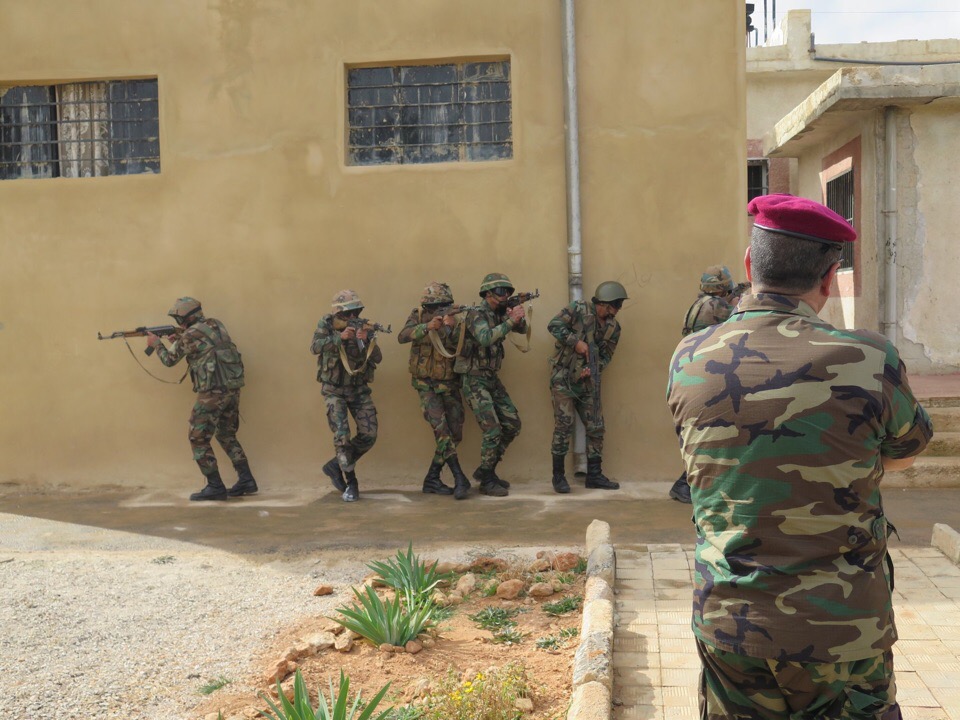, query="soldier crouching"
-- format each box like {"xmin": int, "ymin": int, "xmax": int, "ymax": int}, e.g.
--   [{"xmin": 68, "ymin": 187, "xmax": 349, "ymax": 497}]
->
[
  {"xmin": 397, "ymin": 281, "xmax": 471, "ymax": 499},
  {"xmin": 310, "ymin": 290, "xmax": 382, "ymax": 502}
]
